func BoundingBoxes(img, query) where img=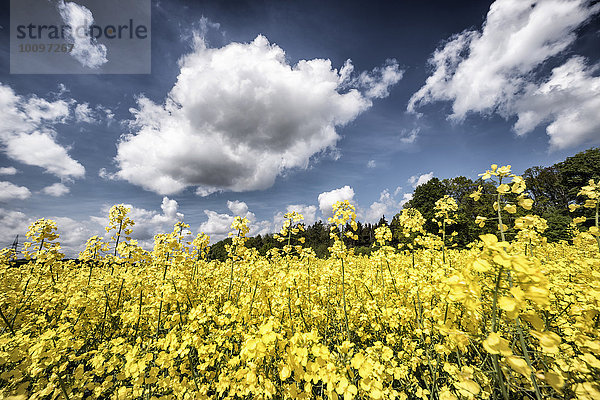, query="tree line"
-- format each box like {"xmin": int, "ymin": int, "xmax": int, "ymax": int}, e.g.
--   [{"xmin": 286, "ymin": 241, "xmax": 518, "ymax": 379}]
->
[{"xmin": 208, "ymin": 147, "xmax": 600, "ymax": 261}]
